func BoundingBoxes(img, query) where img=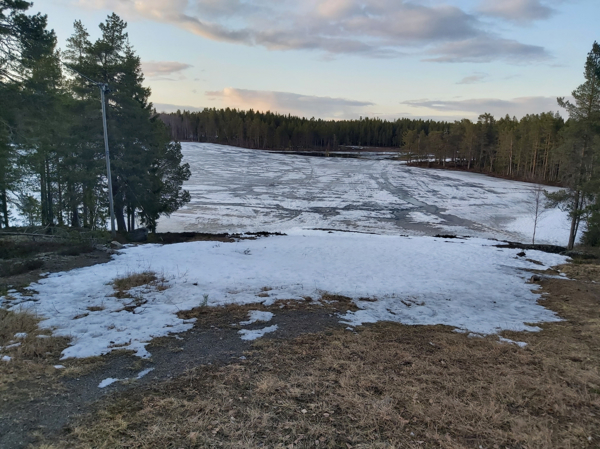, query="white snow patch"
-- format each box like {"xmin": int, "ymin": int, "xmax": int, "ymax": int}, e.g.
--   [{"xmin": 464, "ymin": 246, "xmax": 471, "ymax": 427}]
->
[
  {"xmin": 2, "ymin": 356, "xmax": 12, "ymax": 362},
  {"xmin": 239, "ymin": 325, "xmax": 279, "ymax": 341},
  {"xmin": 0, "ymin": 231, "xmax": 568, "ymax": 359},
  {"xmin": 4, "ymin": 342, "xmax": 21, "ymax": 349},
  {"xmin": 14, "ymin": 333, "xmax": 27, "ymax": 339},
  {"xmin": 136, "ymin": 368, "xmax": 154, "ymax": 379},
  {"xmin": 98, "ymin": 378, "xmax": 121, "ymax": 388},
  {"xmin": 408, "ymin": 211, "xmax": 446, "ymax": 225},
  {"xmin": 240, "ymin": 310, "xmax": 274, "ymax": 325},
  {"xmin": 54, "ymin": 365, "xmax": 65, "ymax": 369},
  {"xmin": 499, "ymin": 337, "xmax": 528, "ymax": 348}
]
